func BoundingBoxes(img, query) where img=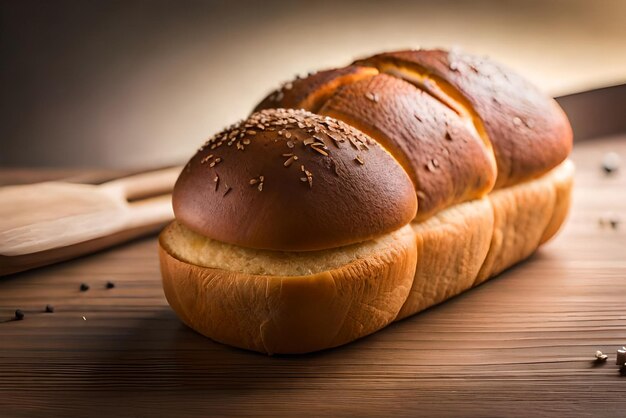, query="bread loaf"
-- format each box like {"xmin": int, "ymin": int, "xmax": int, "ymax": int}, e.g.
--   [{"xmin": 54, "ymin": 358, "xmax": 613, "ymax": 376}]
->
[{"xmin": 160, "ymin": 48, "xmax": 574, "ymax": 354}]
